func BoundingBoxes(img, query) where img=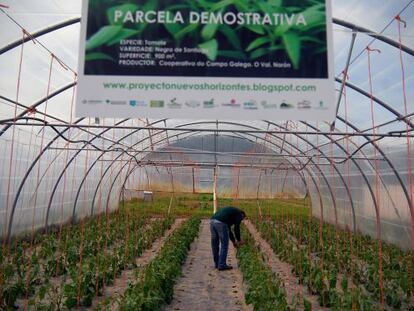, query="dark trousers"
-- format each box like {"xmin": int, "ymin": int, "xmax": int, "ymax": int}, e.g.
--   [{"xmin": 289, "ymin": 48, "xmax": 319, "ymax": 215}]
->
[{"xmin": 210, "ymin": 219, "xmax": 229, "ymax": 269}]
